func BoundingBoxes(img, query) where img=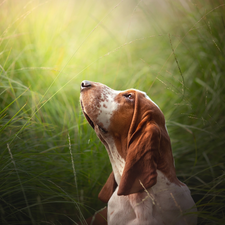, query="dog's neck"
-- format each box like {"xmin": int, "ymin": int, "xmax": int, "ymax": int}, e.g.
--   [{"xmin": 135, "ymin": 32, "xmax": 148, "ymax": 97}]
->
[{"xmin": 103, "ymin": 137, "xmax": 125, "ymax": 185}]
